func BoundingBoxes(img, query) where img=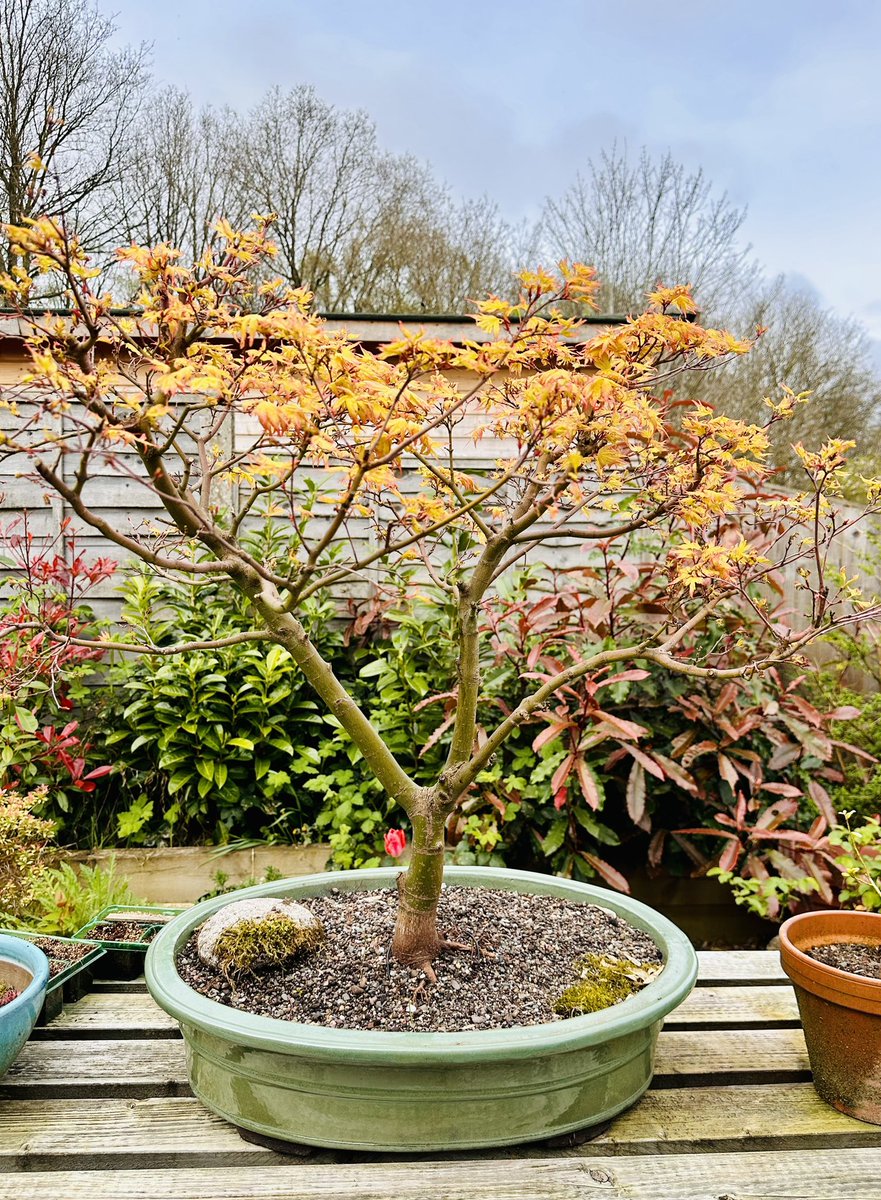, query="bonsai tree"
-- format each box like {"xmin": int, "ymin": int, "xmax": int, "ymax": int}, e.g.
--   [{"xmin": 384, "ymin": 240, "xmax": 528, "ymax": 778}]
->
[{"xmin": 2, "ymin": 215, "xmax": 879, "ymax": 975}]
